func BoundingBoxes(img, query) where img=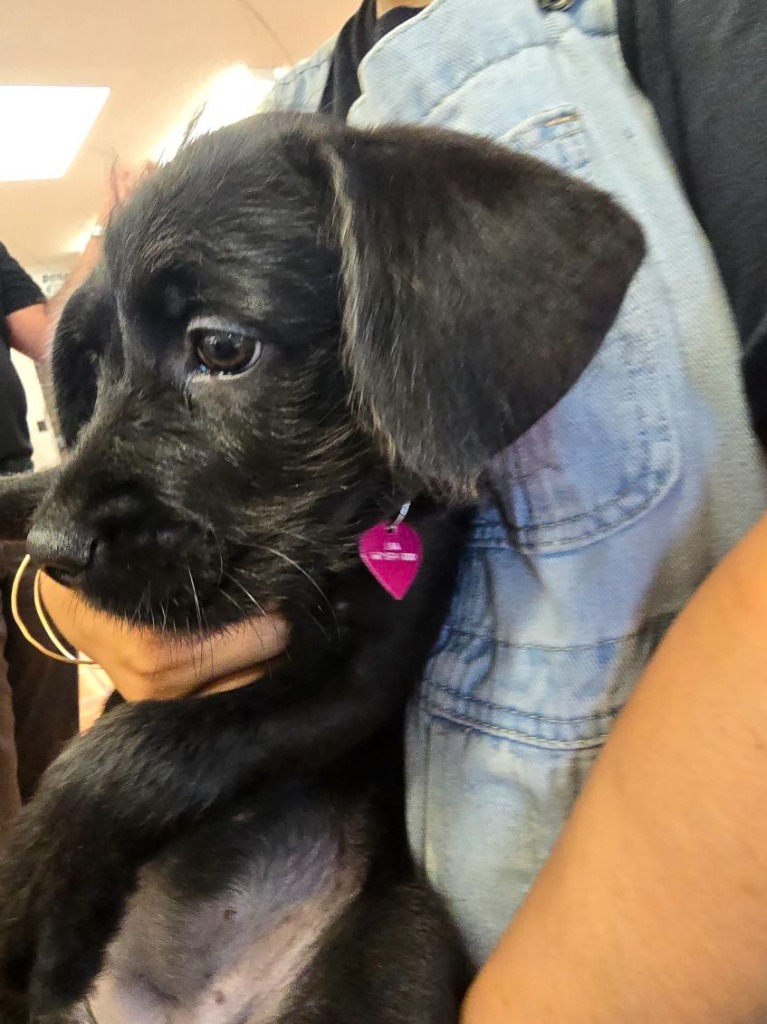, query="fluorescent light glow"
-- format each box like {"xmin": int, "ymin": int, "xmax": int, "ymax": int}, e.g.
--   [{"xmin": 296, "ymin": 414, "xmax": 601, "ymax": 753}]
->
[
  {"xmin": 157, "ymin": 65, "xmax": 278, "ymax": 163},
  {"xmin": 70, "ymin": 222, "xmax": 99, "ymax": 255},
  {"xmin": 0, "ymin": 86, "xmax": 110, "ymax": 183}
]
